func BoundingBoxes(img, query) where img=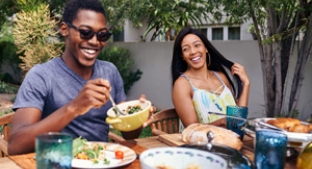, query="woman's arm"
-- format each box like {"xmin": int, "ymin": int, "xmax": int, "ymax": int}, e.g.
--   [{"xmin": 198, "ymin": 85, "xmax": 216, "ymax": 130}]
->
[{"xmin": 172, "ymin": 77, "xmax": 198, "ymax": 128}]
